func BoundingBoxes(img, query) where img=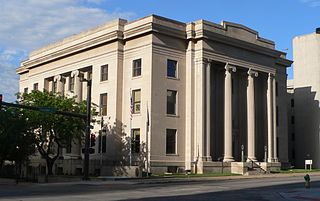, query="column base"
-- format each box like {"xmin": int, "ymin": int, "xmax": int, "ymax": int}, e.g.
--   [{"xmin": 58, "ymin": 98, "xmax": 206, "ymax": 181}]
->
[
  {"xmin": 204, "ymin": 156, "xmax": 212, "ymax": 161},
  {"xmin": 223, "ymin": 156, "xmax": 235, "ymax": 162},
  {"xmin": 246, "ymin": 157, "xmax": 257, "ymax": 162}
]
